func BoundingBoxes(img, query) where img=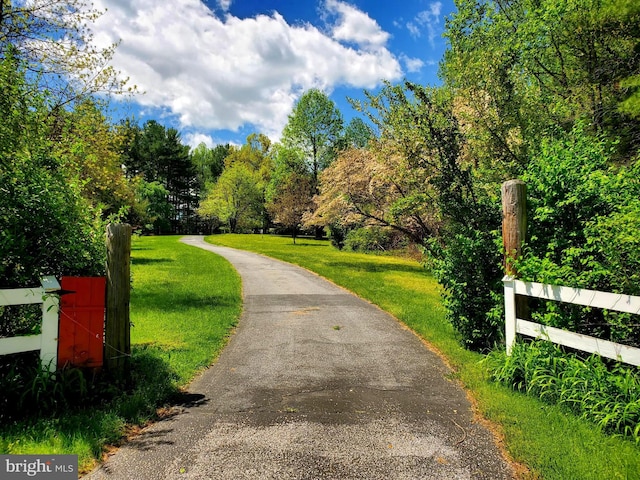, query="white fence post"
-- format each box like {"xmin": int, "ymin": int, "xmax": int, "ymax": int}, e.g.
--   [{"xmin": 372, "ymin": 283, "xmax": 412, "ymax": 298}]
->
[
  {"xmin": 503, "ymin": 275, "xmax": 516, "ymax": 355},
  {"xmin": 39, "ymin": 276, "xmax": 60, "ymax": 372},
  {"xmin": 39, "ymin": 297, "xmax": 59, "ymax": 372}
]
